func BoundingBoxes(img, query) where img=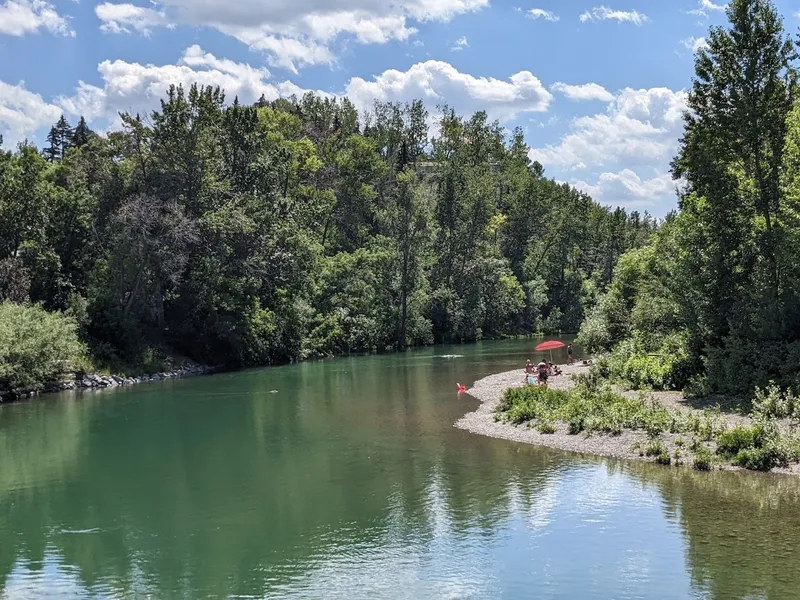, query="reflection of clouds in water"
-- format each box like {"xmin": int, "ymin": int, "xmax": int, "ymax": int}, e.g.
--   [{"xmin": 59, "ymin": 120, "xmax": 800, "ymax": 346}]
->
[
  {"xmin": 506, "ymin": 477, "xmax": 559, "ymax": 531},
  {"xmin": 570, "ymin": 464, "xmax": 658, "ymax": 522},
  {"xmin": 262, "ymin": 472, "xmax": 501, "ymax": 599},
  {"xmin": 3, "ymin": 548, "xmax": 123, "ymax": 599}
]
